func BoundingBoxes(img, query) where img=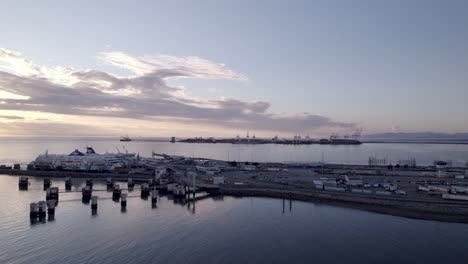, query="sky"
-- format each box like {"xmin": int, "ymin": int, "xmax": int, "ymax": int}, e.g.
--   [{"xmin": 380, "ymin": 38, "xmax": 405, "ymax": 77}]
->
[{"xmin": 0, "ymin": 0, "xmax": 467, "ymax": 137}]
